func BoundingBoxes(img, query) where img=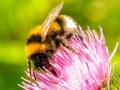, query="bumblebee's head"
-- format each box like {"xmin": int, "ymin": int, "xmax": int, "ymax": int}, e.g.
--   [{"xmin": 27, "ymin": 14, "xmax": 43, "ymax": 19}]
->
[{"xmin": 29, "ymin": 53, "xmax": 50, "ymax": 69}]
